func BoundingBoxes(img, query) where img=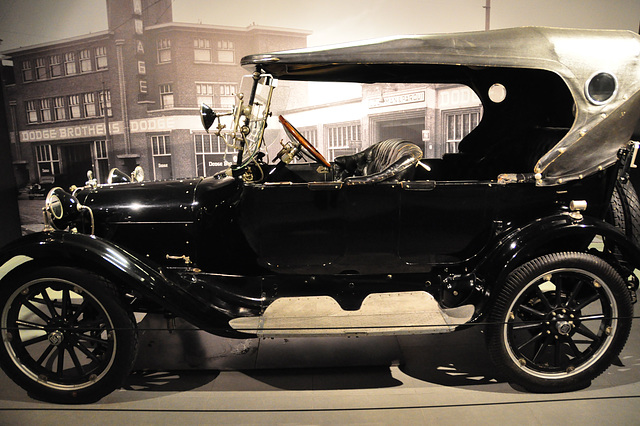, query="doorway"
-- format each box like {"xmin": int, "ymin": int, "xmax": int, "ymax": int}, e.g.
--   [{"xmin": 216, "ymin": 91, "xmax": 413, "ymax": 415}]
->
[{"xmin": 60, "ymin": 143, "xmax": 93, "ymax": 187}]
